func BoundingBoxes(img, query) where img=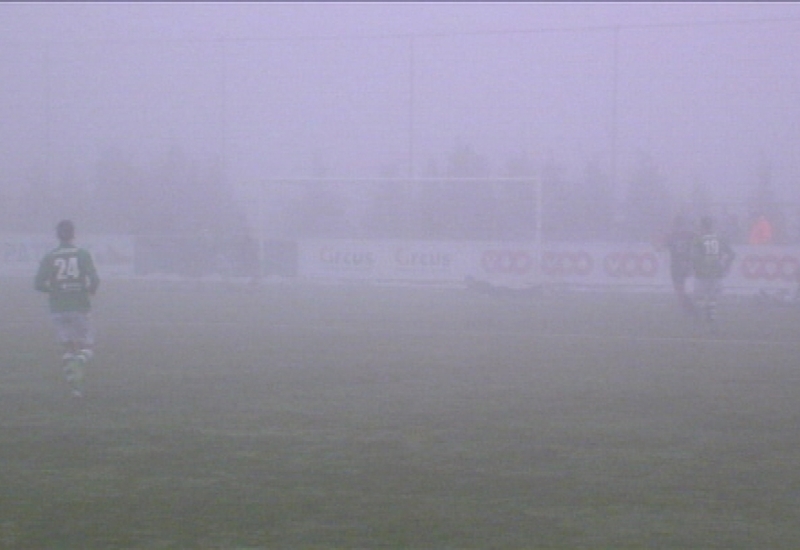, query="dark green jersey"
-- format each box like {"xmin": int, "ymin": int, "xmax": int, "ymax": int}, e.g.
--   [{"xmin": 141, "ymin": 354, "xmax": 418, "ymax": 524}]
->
[
  {"xmin": 692, "ymin": 232, "xmax": 735, "ymax": 279},
  {"xmin": 34, "ymin": 244, "xmax": 100, "ymax": 313}
]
